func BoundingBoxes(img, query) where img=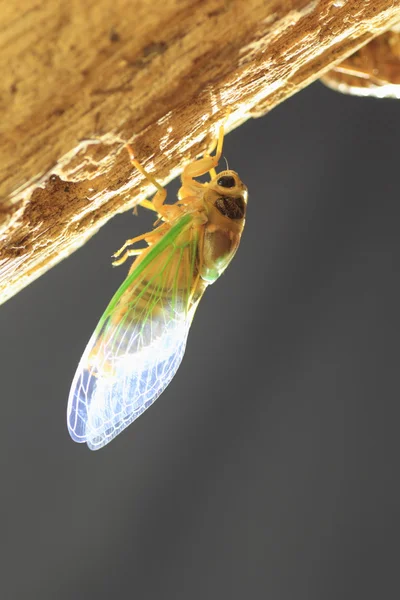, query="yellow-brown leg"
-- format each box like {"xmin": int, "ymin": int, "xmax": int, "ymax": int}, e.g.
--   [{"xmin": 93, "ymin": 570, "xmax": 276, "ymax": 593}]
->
[
  {"xmin": 112, "ymin": 248, "xmax": 143, "ymax": 267},
  {"xmin": 178, "ymin": 122, "xmax": 225, "ymax": 202},
  {"xmin": 181, "ymin": 122, "xmax": 224, "ymax": 184},
  {"xmin": 138, "ymin": 199, "xmax": 158, "ymax": 212},
  {"xmin": 125, "ymin": 144, "xmax": 169, "ymax": 218},
  {"xmin": 113, "ymin": 232, "xmax": 149, "ymax": 261},
  {"xmin": 208, "ymin": 166, "xmax": 218, "ymax": 180},
  {"xmin": 203, "ymin": 132, "xmax": 219, "ymax": 180},
  {"xmin": 112, "ymin": 220, "xmax": 169, "ymax": 266}
]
